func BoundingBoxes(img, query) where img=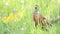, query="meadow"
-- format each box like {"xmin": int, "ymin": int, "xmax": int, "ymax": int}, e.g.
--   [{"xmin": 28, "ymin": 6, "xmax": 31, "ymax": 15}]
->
[{"xmin": 0, "ymin": 0, "xmax": 60, "ymax": 34}]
